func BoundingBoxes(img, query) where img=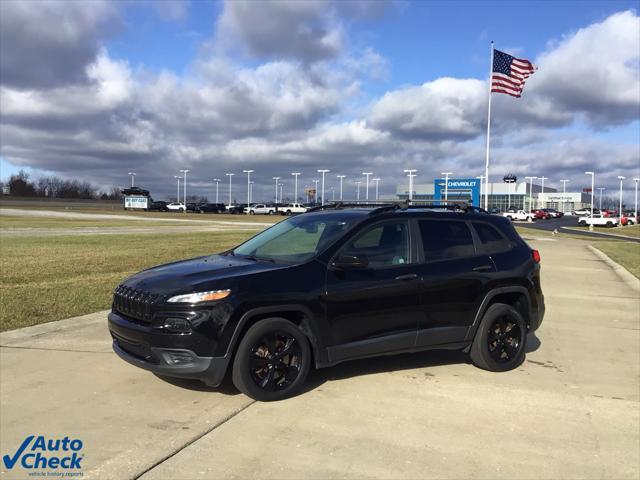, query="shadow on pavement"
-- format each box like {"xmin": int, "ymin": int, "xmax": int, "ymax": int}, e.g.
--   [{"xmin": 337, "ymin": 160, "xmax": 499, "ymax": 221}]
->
[{"xmin": 154, "ymin": 334, "xmax": 542, "ymax": 397}]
